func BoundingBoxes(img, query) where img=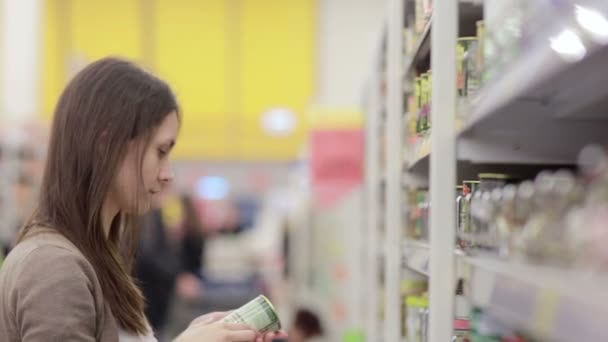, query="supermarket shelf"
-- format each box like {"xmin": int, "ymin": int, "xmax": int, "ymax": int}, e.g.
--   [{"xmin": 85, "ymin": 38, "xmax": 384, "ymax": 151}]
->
[
  {"xmin": 403, "ymin": 1, "xmax": 482, "ymax": 77},
  {"xmin": 407, "ymin": 134, "xmax": 577, "ymax": 171},
  {"xmin": 402, "ymin": 240, "xmax": 430, "ymax": 276},
  {"xmin": 459, "ymin": 32, "xmax": 608, "ymax": 165},
  {"xmin": 403, "ymin": 18, "xmax": 431, "ymax": 77},
  {"xmin": 464, "ymin": 256, "xmax": 608, "ymax": 342},
  {"xmin": 405, "ymin": 134, "xmax": 430, "ymax": 174}
]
